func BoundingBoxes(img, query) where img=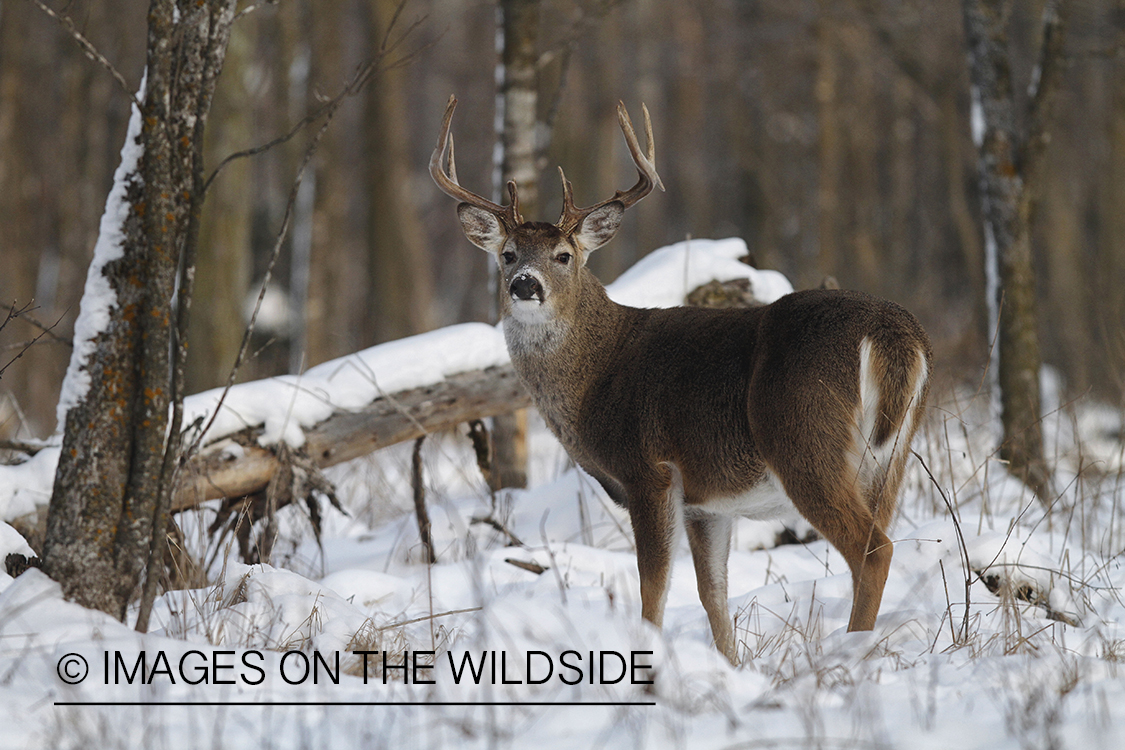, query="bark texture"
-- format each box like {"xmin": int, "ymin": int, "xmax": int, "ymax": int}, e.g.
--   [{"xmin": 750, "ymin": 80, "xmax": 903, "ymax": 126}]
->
[
  {"xmin": 490, "ymin": 0, "xmax": 542, "ymax": 491},
  {"xmin": 962, "ymin": 0, "xmax": 1068, "ymax": 503},
  {"xmin": 41, "ymin": 0, "xmax": 237, "ymax": 619}
]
